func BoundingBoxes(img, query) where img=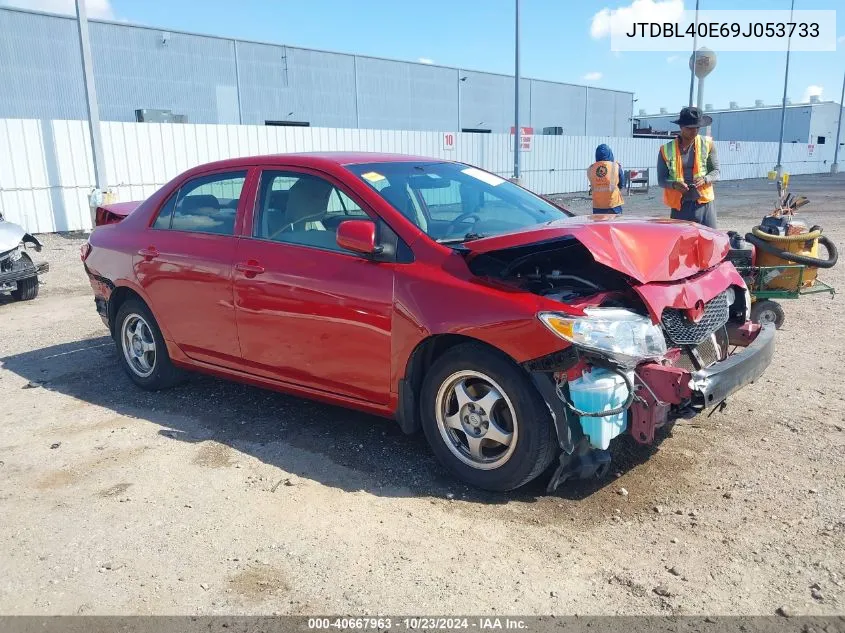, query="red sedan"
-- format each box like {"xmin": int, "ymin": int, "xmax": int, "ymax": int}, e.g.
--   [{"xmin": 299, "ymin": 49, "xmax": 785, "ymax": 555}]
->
[{"xmin": 82, "ymin": 153, "xmax": 774, "ymax": 492}]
